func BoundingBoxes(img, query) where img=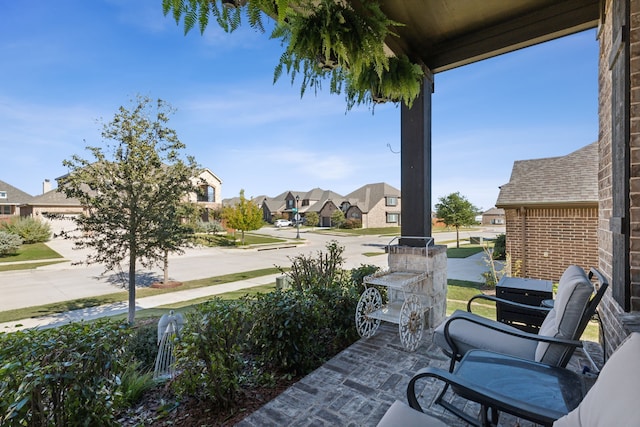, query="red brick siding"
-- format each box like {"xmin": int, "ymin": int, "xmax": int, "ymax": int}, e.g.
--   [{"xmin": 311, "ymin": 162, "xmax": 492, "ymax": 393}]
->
[{"xmin": 504, "ymin": 207, "xmax": 598, "ymax": 281}]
